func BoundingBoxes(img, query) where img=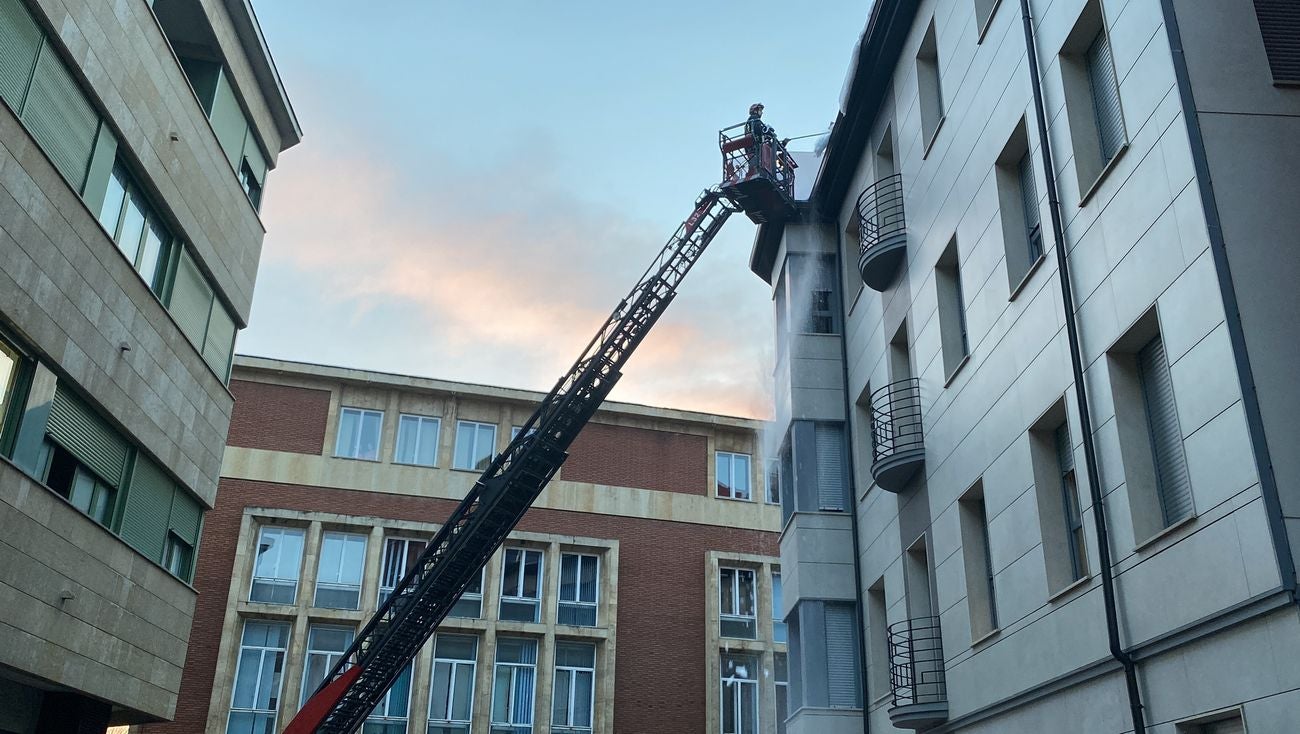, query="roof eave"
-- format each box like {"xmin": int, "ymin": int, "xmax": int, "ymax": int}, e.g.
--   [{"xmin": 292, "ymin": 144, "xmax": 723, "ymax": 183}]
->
[{"xmin": 224, "ymin": 0, "xmax": 302, "ymax": 150}]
